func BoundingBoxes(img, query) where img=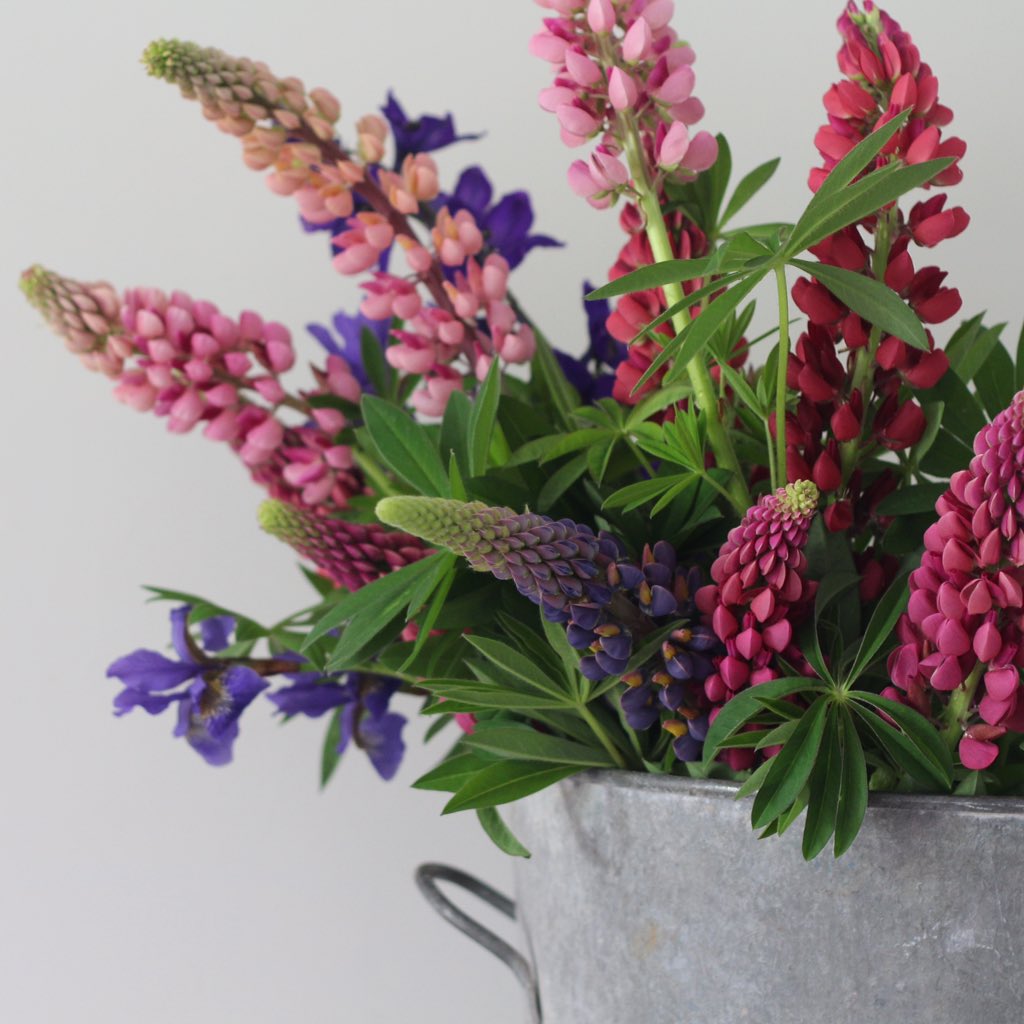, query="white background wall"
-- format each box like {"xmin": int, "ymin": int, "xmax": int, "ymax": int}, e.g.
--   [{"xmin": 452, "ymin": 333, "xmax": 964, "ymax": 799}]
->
[{"xmin": 1, "ymin": 1, "xmax": 1020, "ymax": 1021}]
